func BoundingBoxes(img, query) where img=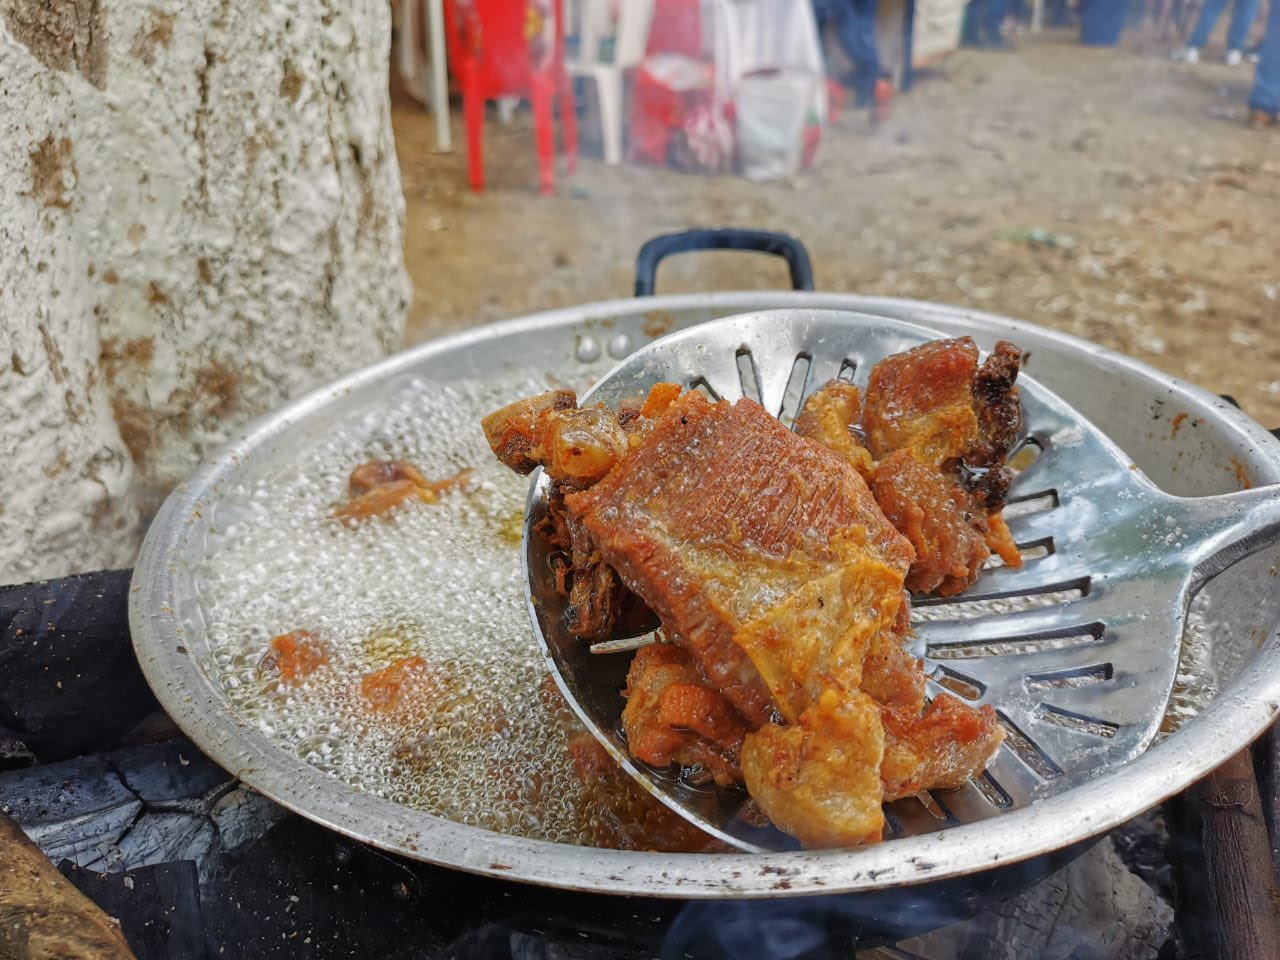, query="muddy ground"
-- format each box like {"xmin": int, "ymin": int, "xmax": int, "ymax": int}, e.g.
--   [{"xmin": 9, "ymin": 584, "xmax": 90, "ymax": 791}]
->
[{"xmin": 393, "ymin": 27, "xmax": 1280, "ymax": 429}]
